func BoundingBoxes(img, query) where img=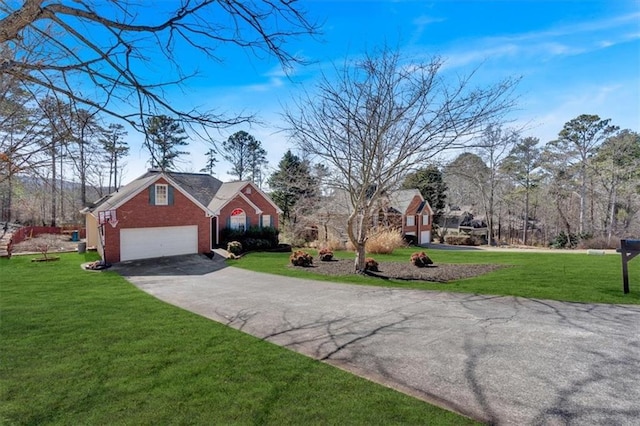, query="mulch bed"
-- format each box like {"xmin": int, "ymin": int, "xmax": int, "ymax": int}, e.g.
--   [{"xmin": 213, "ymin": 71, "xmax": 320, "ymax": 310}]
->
[{"xmin": 291, "ymin": 258, "xmax": 507, "ymax": 283}]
